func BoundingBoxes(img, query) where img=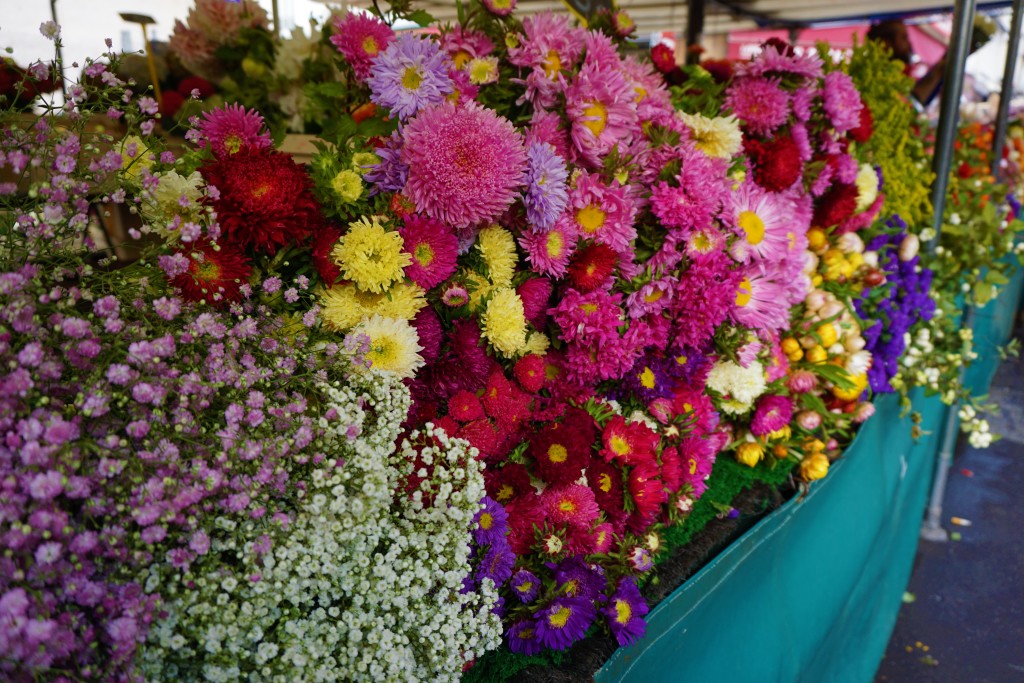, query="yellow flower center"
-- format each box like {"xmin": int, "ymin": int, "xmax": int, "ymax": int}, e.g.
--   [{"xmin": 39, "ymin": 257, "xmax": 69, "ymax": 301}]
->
[
  {"xmin": 596, "ymin": 528, "xmax": 607, "ymax": 545},
  {"xmin": 224, "ymin": 133, "xmax": 243, "ymax": 155},
  {"xmin": 558, "ymin": 499, "xmax": 577, "ymax": 513},
  {"xmin": 689, "ymin": 458, "xmax": 698, "ymax": 475},
  {"xmin": 195, "ymin": 260, "xmax": 222, "ymax": 282},
  {"xmin": 516, "ymin": 580, "xmax": 533, "ymax": 594},
  {"xmin": 453, "ymin": 50, "xmax": 472, "ymax": 69},
  {"xmin": 599, "ymin": 472, "xmax": 613, "ymax": 493},
  {"xmin": 479, "ymin": 512, "xmax": 493, "ymax": 530},
  {"xmin": 413, "ymin": 242, "xmax": 435, "ymax": 268},
  {"xmin": 643, "ymin": 289, "xmax": 664, "ymax": 304},
  {"xmin": 545, "ymin": 230, "xmax": 565, "ymax": 258},
  {"xmin": 548, "ymin": 443, "xmax": 568, "ymax": 463},
  {"xmin": 736, "ymin": 277, "xmax": 752, "ymax": 307},
  {"xmin": 738, "ymin": 210, "xmax": 765, "ymax": 245},
  {"xmin": 582, "ymin": 101, "xmax": 608, "ymax": 137},
  {"xmin": 549, "ymin": 606, "xmax": 572, "ymax": 628},
  {"xmin": 691, "ymin": 231, "xmax": 715, "ymax": 253},
  {"xmin": 497, "ymin": 484, "xmax": 514, "ymax": 501},
  {"xmin": 639, "ymin": 366, "xmax": 656, "ymax": 389},
  {"xmin": 610, "ymin": 435, "xmax": 630, "ymax": 456},
  {"xmin": 562, "ymin": 578, "xmax": 580, "ymax": 596},
  {"xmin": 579, "ymin": 303, "xmax": 598, "ymax": 314},
  {"xmin": 676, "ymin": 355, "xmax": 687, "ymax": 365},
  {"xmin": 634, "ymin": 85, "xmax": 647, "ymax": 103},
  {"xmin": 614, "ymin": 599, "xmax": 632, "ymax": 624},
  {"xmin": 402, "ymin": 66, "xmax": 423, "ymax": 90},
  {"xmin": 576, "ymin": 205, "xmax": 606, "ymax": 234},
  {"xmin": 367, "ymin": 335, "xmax": 399, "ymax": 369},
  {"xmin": 543, "ymin": 50, "xmax": 562, "ymax": 78},
  {"xmin": 363, "ymin": 36, "xmax": 379, "ymax": 56}
]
